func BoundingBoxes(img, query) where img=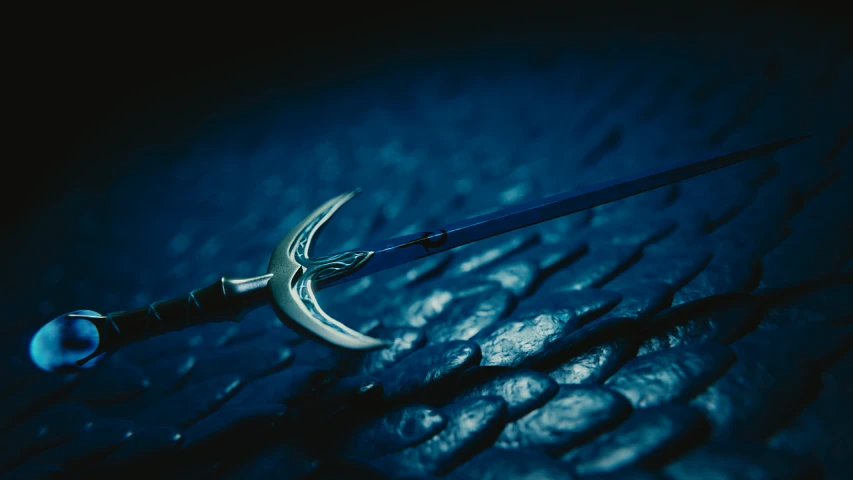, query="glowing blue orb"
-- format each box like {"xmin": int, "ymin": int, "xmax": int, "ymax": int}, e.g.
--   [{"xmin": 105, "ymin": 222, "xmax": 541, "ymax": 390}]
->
[{"xmin": 29, "ymin": 310, "xmax": 107, "ymax": 373}]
